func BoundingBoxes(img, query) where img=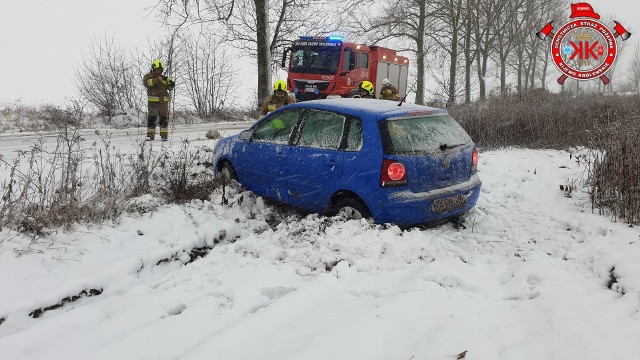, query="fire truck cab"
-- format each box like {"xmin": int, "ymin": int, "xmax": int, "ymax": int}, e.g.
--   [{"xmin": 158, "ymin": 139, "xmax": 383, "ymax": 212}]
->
[{"xmin": 282, "ymin": 36, "xmax": 409, "ymax": 101}]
